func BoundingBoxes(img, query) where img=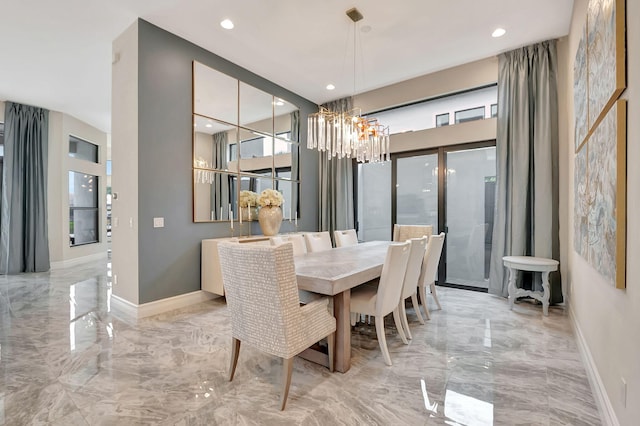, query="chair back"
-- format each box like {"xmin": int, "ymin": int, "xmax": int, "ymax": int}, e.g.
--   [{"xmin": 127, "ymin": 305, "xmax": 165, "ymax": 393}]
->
[
  {"xmin": 271, "ymin": 234, "xmax": 307, "ymax": 256},
  {"xmin": 218, "ymin": 243, "xmax": 301, "ymax": 358},
  {"xmin": 401, "ymin": 237, "xmax": 428, "ymax": 299},
  {"xmin": 305, "ymin": 232, "xmax": 333, "ymax": 252},
  {"xmin": 334, "ymin": 229, "xmax": 358, "ymax": 247},
  {"xmin": 418, "ymin": 233, "xmax": 445, "ymax": 286},
  {"xmin": 375, "ymin": 242, "xmax": 411, "ymax": 317},
  {"xmin": 393, "ymin": 224, "xmax": 433, "ymax": 242}
]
